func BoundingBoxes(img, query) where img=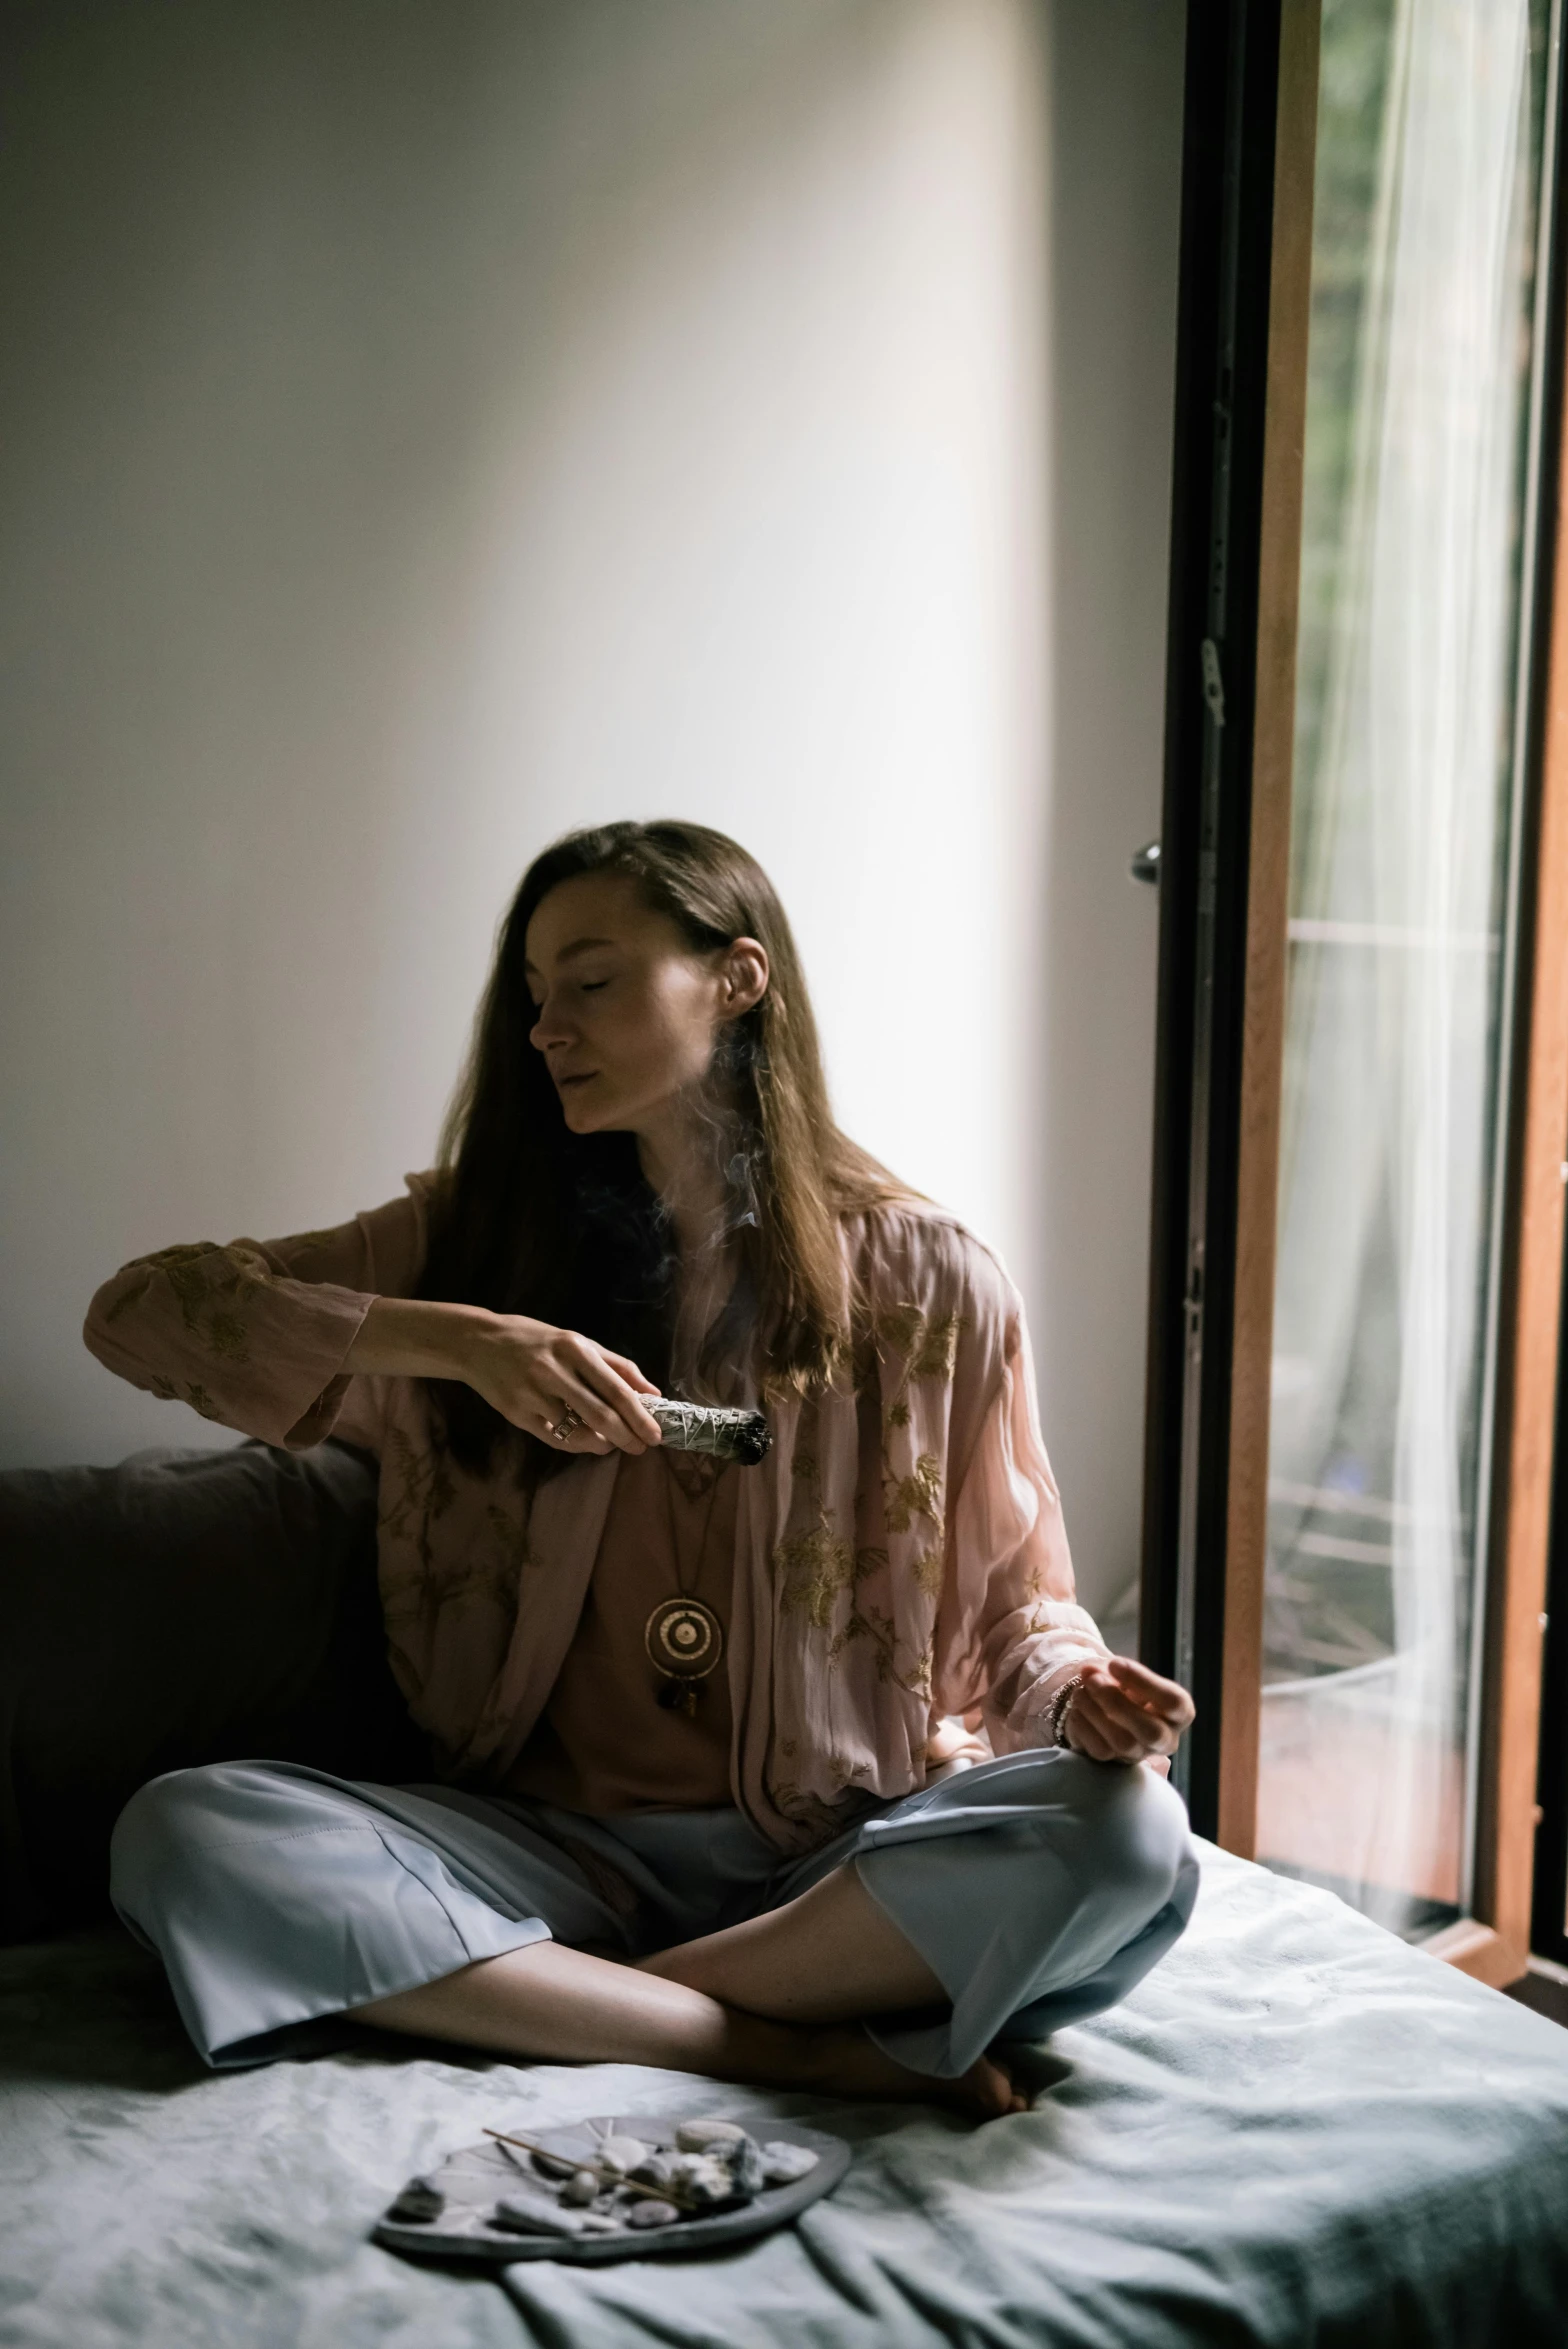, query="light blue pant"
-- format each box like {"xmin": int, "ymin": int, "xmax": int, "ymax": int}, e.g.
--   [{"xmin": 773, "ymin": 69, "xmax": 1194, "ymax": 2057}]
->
[{"xmin": 110, "ymin": 1748, "xmax": 1197, "ymax": 2078}]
